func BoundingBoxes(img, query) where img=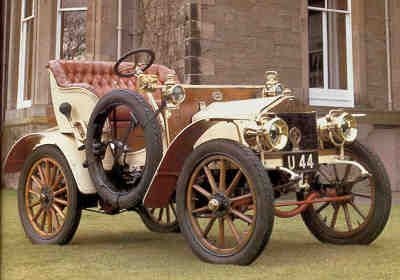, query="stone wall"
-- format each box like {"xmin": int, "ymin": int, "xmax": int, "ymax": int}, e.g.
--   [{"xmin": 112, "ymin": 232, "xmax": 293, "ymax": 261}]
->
[
  {"xmin": 133, "ymin": 0, "xmax": 186, "ymax": 80},
  {"xmin": 364, "ymin": 0, "xmax": 389, "ymax": 110},
  {"xmin": 390, "ymin": 0, "xmax": 400, "ymax": 111}
]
